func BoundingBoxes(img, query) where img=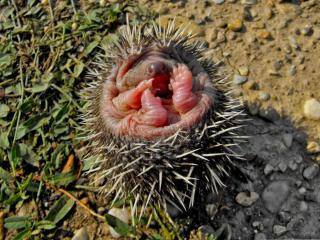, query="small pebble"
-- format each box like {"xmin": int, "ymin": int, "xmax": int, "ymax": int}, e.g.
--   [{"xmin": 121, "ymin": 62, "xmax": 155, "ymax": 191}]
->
[
  {"xmin": 299, "ymin": 201, "xmax": 308, "ymax": 211},
  {"xmin": 303, "ymin": 164, "xmax": 319, "ymax": 180},
  {"xmin": 238, "ymin": 66, "xmax": 249, "ymax": 76},
  {"xmin": 228, "ymin": 19, "xmax": 243, "ymax": 32},
  {"xmin": 301, "ymin": 24, "xmax": 313, "ymax": 36},
  {"xmin": 282, "ymin": 134, "xmax": 293, "ymax": 148},
  {"xmin": 264, "ymin": 164, "xmax": 274, "ymax": 175},
  {"xmin": 288, "ymin": 65, "xmax": 296, "ymax": 76},
  {"xmin": 258, "ymin": 30, "xmax": 272, "ymax": 39},
  {"xmin": 306, "ymin": 141, "xmax": 320, "ymax": 153},
  {"xmin": 288, "ymin": 36, "xmax": 300, "ymax": 49},
  {"xmin": 200, "ymin": 225, "xmax": 215, "ymax": 234},
  {"xmin": 233, "ymin": 74, "xmax": 248, "ymax": 85},
  {"xmin": 72, "ymin": 227, "xmax": 89, "ymax": 240},
  {"xmin": 273, "ymin": 225, "xmax": 287, "ymax": 236},
  {"xmin": 97, "ymin": 207, "xmax": 106, "ymax": 214},
  {"xmin": 278, "ymin": 211, "xmax": 291, "ymax": 223},
  {"xmin": 213, "ymin": 0, "xmax": 225, "ymax": 4},
  {"xmin": 273, "ymin": 60, "xmax": 283, "ymax": 71},
  {"xmin": 259, "ymin": 92, "xmax": 270, "ymax": 101},
  {"xmin": 278, "ymin": 162, "xmax": 287, "ymax": 173},
  {"xmin": 241, "ymin": 0, "xmax": 257, "ymax": 4},
  {"xmin": 254, "ymin": 233, "xmax": 267, "ymax": 240},
  {"xmin": 235, "ymin": 191, "xmax": 259, "ymax": 207},
  {"xmin": 303, "ymin": 99, "xmax": 320, "ymax": 120},
  {"xmin": 288, "ymin": 161, "xmax": 298, "ymax": 171}
]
